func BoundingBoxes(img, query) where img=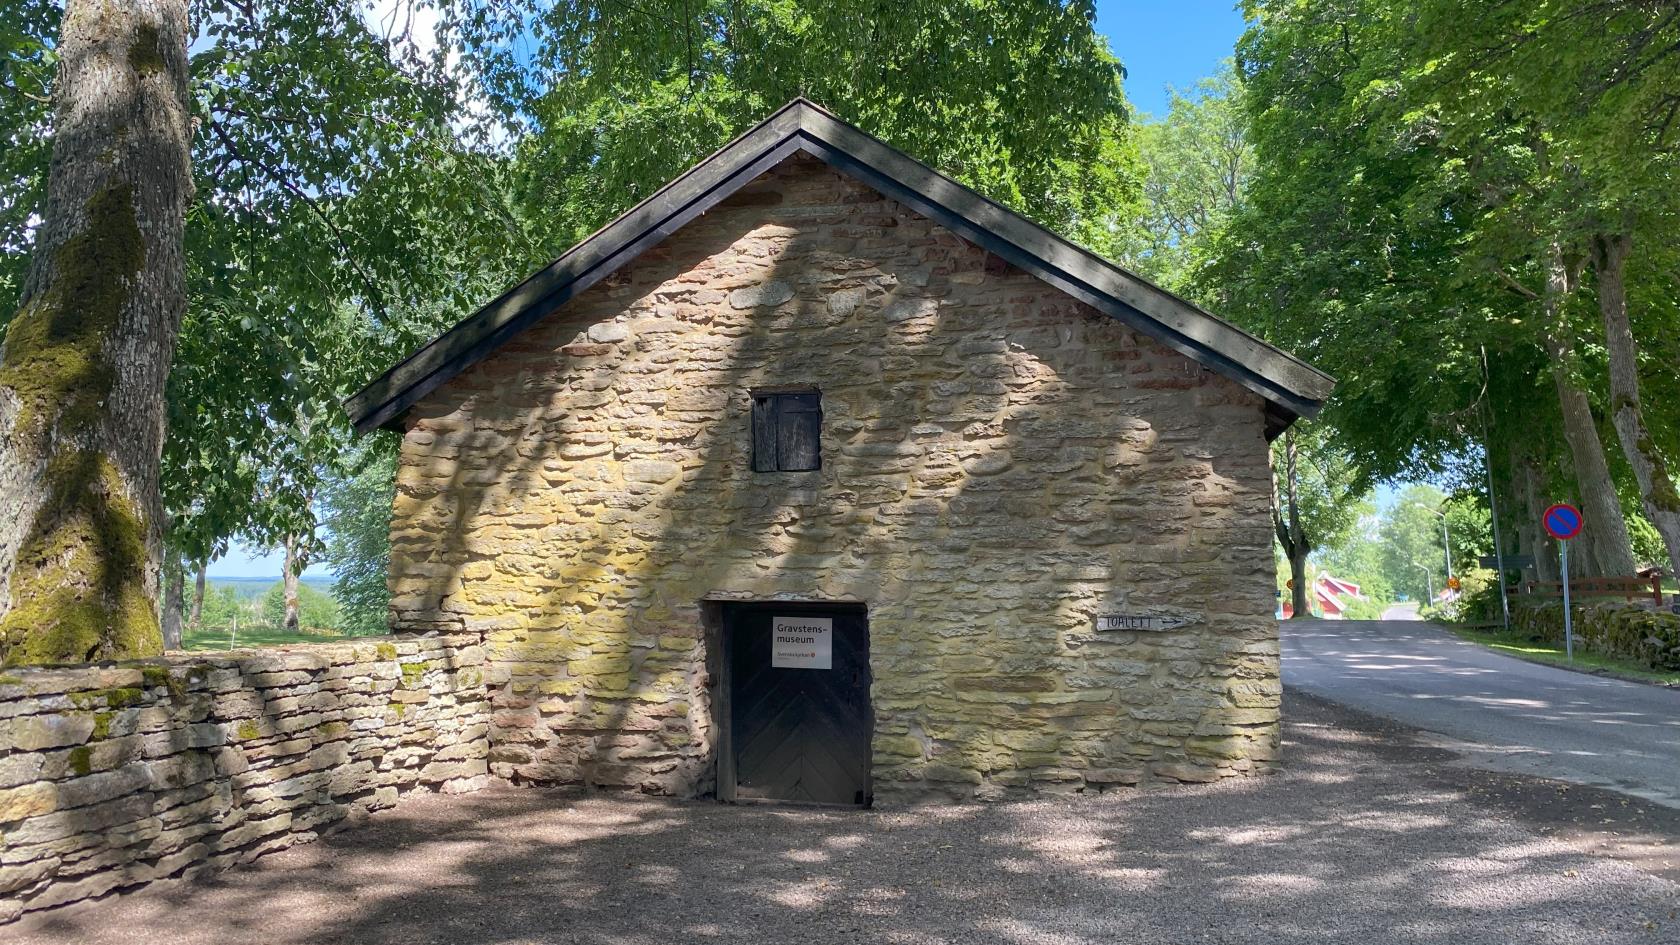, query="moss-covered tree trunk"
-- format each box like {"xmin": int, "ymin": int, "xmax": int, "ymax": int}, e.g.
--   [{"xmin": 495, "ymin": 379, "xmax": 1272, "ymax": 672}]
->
[
  {"xmin": 160, "ymin": 554, "xmax": 184, "ymax": 649},
  {"xmin": 1540, "ymin": 243, "xmax": 1636, "ymax": 578},
  {"xmin": 0, "ymin": 0, "xmax": 192, "ymax": 666},
  {"xmin": 1592, "ymin": 229, "xmax": 1680, "ymax": 576}
]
